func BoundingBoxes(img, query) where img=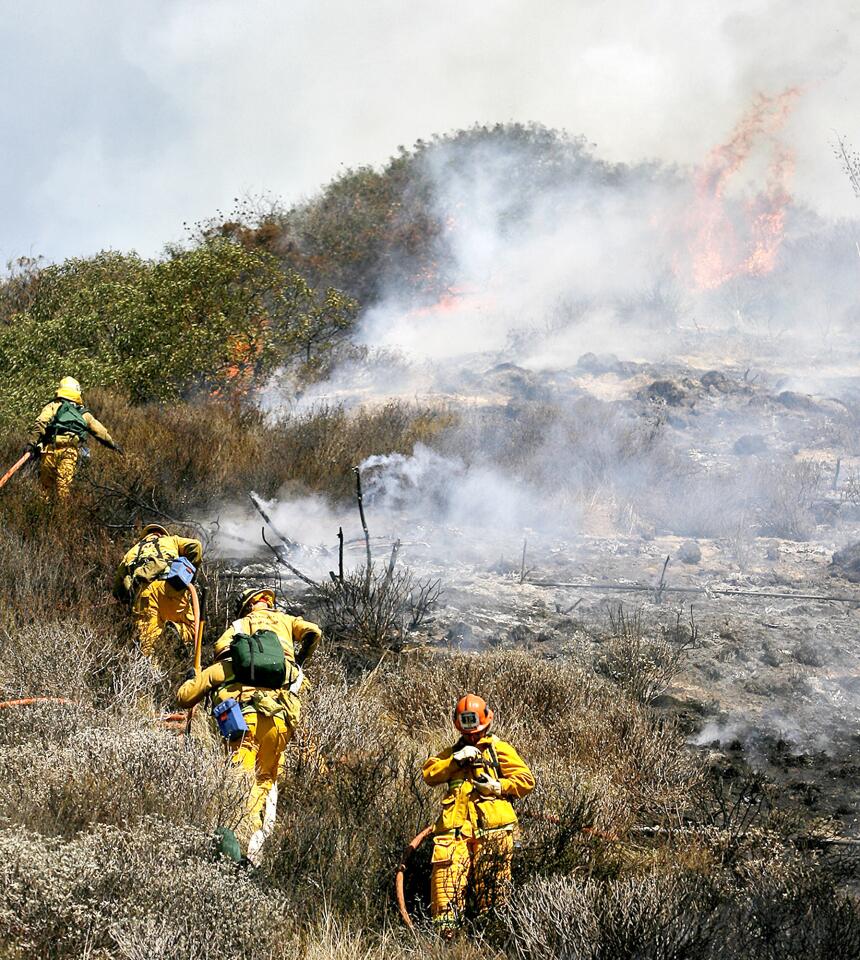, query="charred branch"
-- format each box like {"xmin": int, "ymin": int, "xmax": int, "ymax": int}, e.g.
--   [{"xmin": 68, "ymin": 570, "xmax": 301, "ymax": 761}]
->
[
  {"xmin": 261, "ymin": 528, "xmax": 318, "ymax": 587},
  {"xmin": 249, "ymin": 492, "xmax": 297, "ymax": 551},
  {"xmin": 353, "ymin": 466, "xmax": 372, "ymax": 587}
]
